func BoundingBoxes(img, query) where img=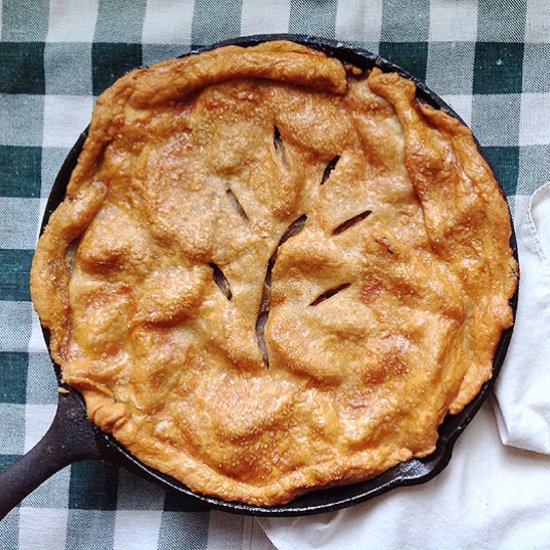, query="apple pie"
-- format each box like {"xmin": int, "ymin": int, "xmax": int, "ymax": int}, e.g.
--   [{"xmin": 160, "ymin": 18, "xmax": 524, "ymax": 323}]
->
[{"xmin": 30, "ymin": 40, "xmax": 518, "ymax": 505}]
